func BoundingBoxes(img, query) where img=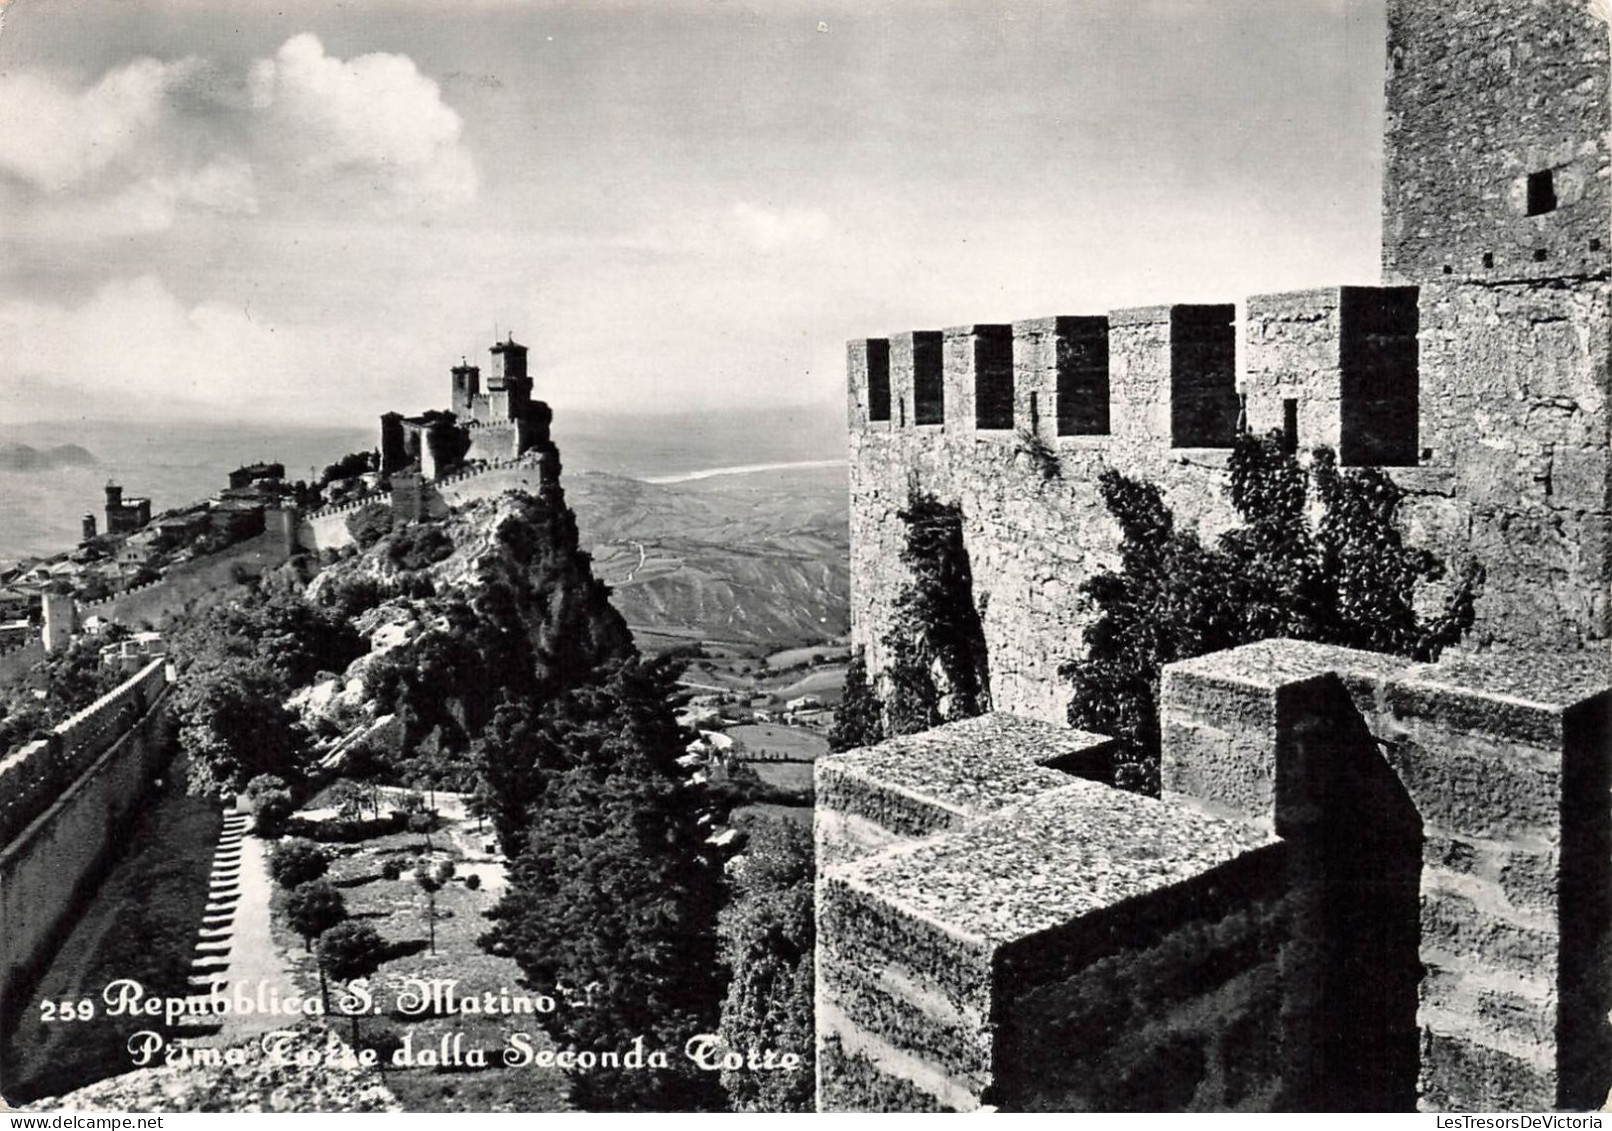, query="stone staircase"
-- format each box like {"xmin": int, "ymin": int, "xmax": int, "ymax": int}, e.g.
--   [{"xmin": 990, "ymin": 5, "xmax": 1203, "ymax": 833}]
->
[{"xmin": 171, "ymin": 810, "xmax": 250, "ymax": 1042}]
